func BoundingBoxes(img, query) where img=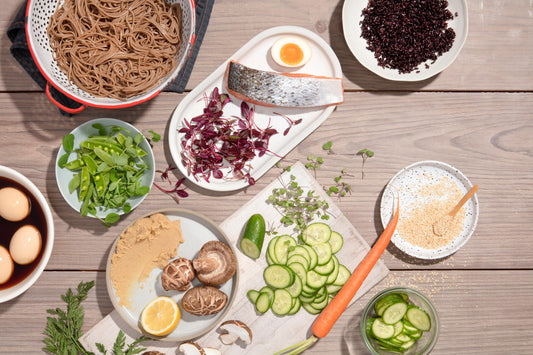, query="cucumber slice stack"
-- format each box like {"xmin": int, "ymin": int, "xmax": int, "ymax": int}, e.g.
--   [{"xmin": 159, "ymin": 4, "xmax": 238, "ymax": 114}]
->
[
  {"xmin": 247, "ymin": 222, "xmax": 351, "ymax": 316},
  {"xmin": 367, "ymin": 292, "xmax": 432, "ymax": 352}
]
